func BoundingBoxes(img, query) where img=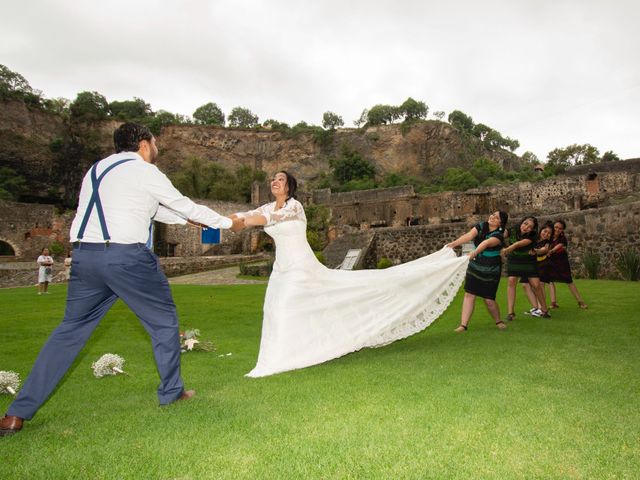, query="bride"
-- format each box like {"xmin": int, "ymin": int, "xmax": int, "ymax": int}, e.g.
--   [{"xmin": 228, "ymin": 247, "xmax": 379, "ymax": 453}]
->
[{"xmin": 234, "ymin": 171, "xmax": 469, "ymax": 377}]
